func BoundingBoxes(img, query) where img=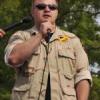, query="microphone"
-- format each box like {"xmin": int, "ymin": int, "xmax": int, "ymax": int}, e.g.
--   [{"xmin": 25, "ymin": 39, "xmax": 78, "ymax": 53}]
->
[
  {"xmin": 3, "ymin": 16, "xmax": 32, "ymax": 32},
  {"xmin": 46, "ymin": 28, "xmax": 52, "ymax": 43}
]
